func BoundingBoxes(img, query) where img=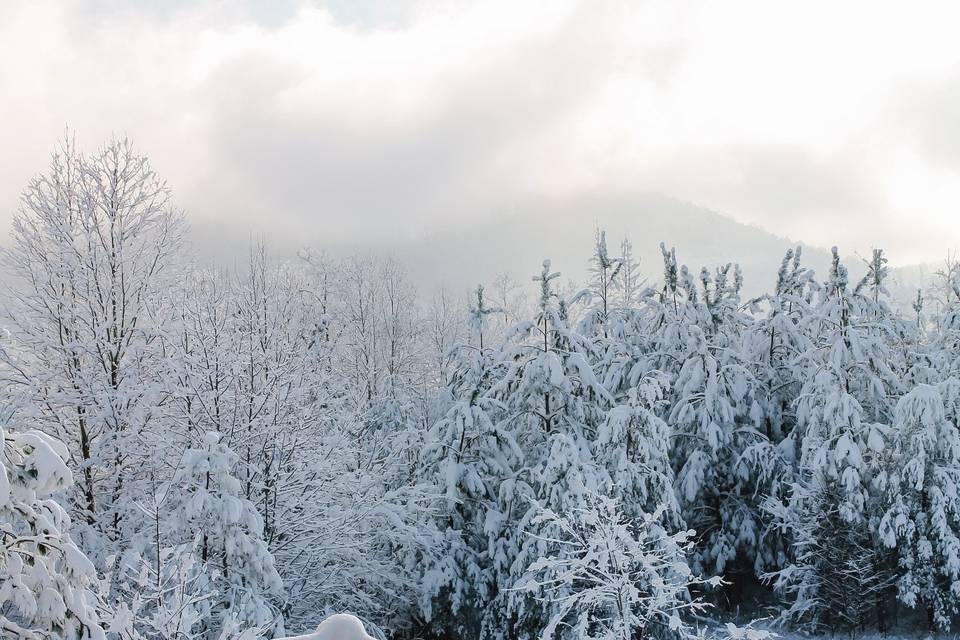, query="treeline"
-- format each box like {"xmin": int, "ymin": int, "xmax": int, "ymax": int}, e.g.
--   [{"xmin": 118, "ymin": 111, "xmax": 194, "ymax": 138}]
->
[{"xmin": 0, "ymin": 138, "xmax": 958, "ymax": 639}]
